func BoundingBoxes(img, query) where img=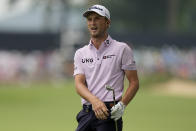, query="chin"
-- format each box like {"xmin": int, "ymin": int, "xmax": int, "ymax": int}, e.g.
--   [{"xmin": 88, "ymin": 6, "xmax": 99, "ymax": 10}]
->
[
  {"xmin": 91, "ymin": 34, "xmax": 99, "ymax": 38},
  {"xmin": 91, "ymin": 32, "xmax": 103, "ymax": 37}
]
